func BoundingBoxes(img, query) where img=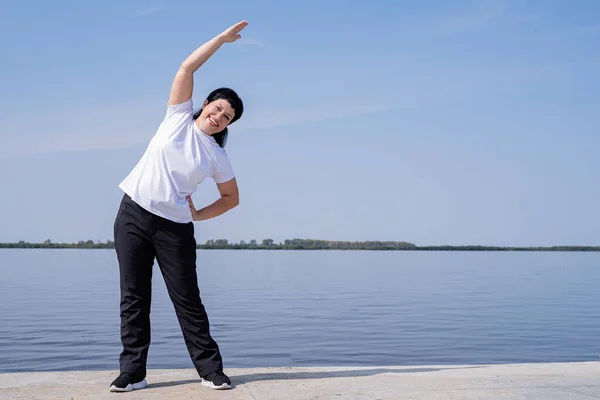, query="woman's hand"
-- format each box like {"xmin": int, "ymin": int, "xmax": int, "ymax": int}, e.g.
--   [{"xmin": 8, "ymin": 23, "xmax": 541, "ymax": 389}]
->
[
  {"xmin": 186, "ymin": 180, "xmax": 239, "ymax": 221},
  {"xmin": 218, "ymin": 20, "xmax": 248, "ymax": 43},
  {"xmin": 187, "ymin": 195, "xmax": 199, "ymax": 220}
]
